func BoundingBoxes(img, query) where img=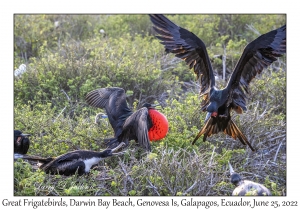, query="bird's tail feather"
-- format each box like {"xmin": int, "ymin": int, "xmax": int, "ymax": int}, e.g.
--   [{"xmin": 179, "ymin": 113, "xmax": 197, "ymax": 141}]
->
[
  {"xmin": 16, "ymin": 154, "xmax": 54, "ymax": 163},
  {"xmin": 192, "ymin": 117, "xmax": 255, "ymax": 151}
]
